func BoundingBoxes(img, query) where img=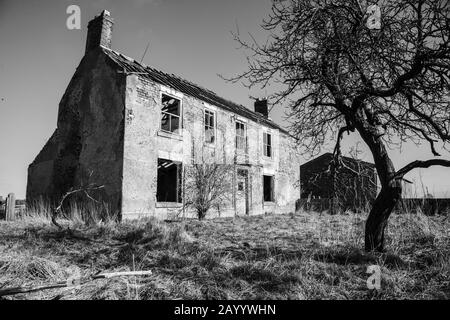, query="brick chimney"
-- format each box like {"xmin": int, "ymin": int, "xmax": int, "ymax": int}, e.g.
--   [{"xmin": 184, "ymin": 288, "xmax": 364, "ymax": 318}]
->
[
  {"xmin": 254, "ymin": 98, "xmax": 269, "ymax": 117},
  {"xmin": 85, "ymin": 10, "xmax": 114, "ymax": 53}
]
